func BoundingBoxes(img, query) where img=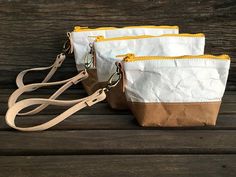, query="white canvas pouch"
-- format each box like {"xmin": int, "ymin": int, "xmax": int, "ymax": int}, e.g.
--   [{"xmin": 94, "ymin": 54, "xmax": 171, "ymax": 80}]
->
[
  {"xmin": 121, "ymin": 54, "xmax": 230, "ymax": 126},
  {"xmin": 70, "ymin": 26, "xmax": 179, "ymax": 95},
  {"xmin": 70, "ymin": 26, "xmax": 179, "ymax": 70},
  {"xmin": 94, "ymin": 33, "xmax": 205, "ymax": 82}
]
